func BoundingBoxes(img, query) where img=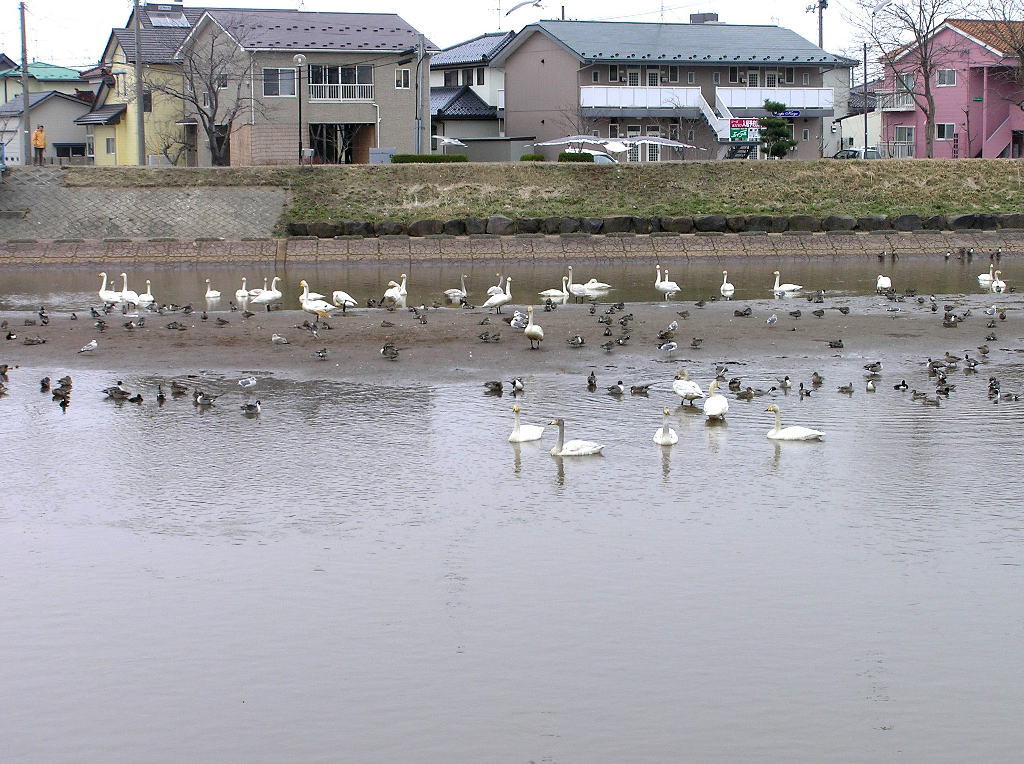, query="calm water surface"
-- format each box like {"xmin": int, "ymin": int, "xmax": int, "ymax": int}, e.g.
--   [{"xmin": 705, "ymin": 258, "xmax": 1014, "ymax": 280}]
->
[{"xmin": 2, "ymin": 255, "xmax": 1023, "ymax": 761}]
